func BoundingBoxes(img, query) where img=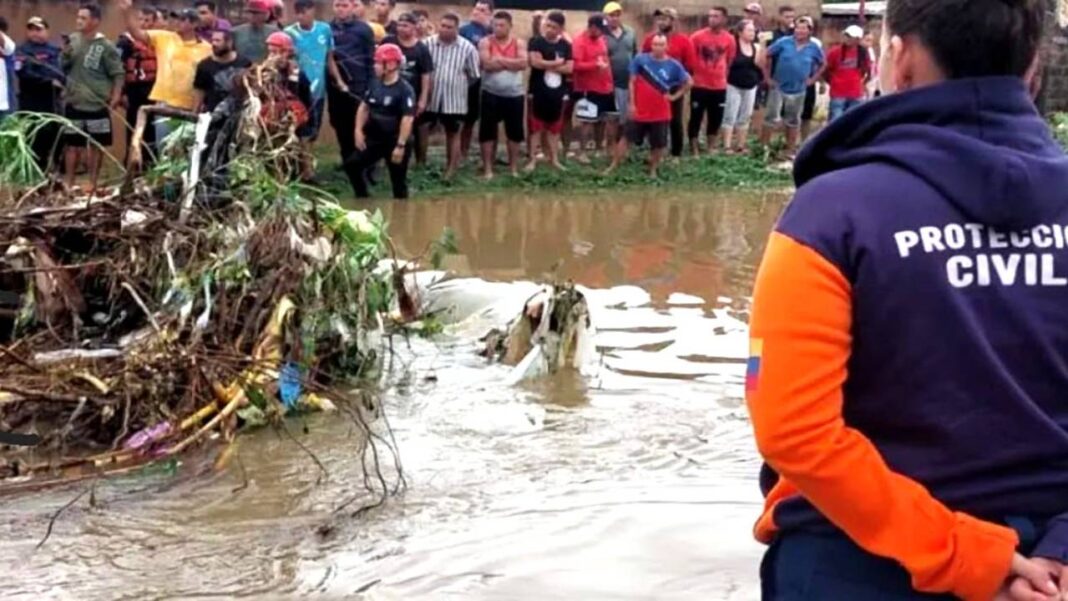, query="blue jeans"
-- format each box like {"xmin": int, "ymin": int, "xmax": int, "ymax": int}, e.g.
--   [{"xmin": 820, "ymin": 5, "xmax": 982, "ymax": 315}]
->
[
  {"xmin": 829, "ymin": 97, "xmax": 864, "ymax": 121},
  {"xmin": 761, "ymin": 532, "xmax": 956, "ymax": 600}
]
